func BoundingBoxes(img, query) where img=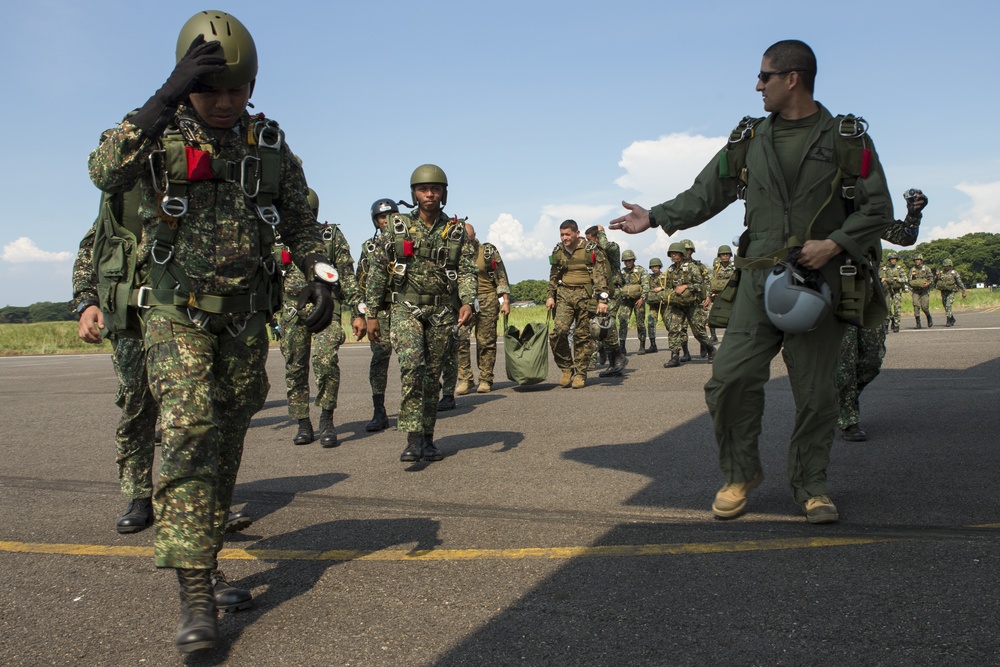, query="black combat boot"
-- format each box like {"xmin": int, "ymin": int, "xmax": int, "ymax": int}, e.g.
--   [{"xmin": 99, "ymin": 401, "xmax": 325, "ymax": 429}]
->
[
  {"xmin": 366, "ymin": 393, "xmax": 390, "ymax": 432},
  {"xmin": 116, "ymin": 497, "xmax": 153, "ymax": 534},
  {"xmin": 700, "ymin": 343, "xmax": 709, "ymax": 358},
  {"xmin": 400, "ymin": 432, "xmax": 423, "ymax": 462},
  {"xmin": 598, "ymin": 348, "xmax": 608, "ymax": 365},
  {"xmin": 318, "ymin": 408, "xmax": 338, "ymax": 448},
  {"xmin": 664, "ymin": 351, "xmax": 681, "ymax": 368},
  {"xmin": 175, "ymin": 568, "xmax": 217, "ymax": 654},
  {"xmin": 600, "ymin": 348, "xmax": 623, "ymax": 377},
  {"xmin": 709, "ymin": 327, "xmax": 719, "ymax": 344},
  {"xmin": 437, "ymin": 394, "xmax": 456, "ymax": 411},
  {"xmin": 422, "ymin": 433, "xmax": 443, "ymax": 461},
  {"xmin": 292, "ymin": 418, "xmax": 314, "ymax": 445},
  {"xmin": 927, "ymin": 314, "xmax": 933, "ymax": 327},
  {"xmin": 637, "ymin": 338, "xmax": 647, "ymax": 355},
  {"xmin": 915, "ymin": 316, "xmax": 922, "ymax": 329},
  {"xmin": 212, "ymin": 570, "xmax": 253, "ymax": 612},
  {"xmin": 647, "ymin": 339, "xmax": 658, "ymax": 353},
  {"xmin": 706, "ymin": 343, "xmax": 716, "ymax": 362},
  {"xmin": 679, "ymin": 342, "xmax": 692, "ymax": 362},
  {"xmin": 619, "ymin": 340, "xmax": 627, "ymax": 355},
  {"xmin": 224, "ymin": 509, "xmax": 253, "ymax": 533}
]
